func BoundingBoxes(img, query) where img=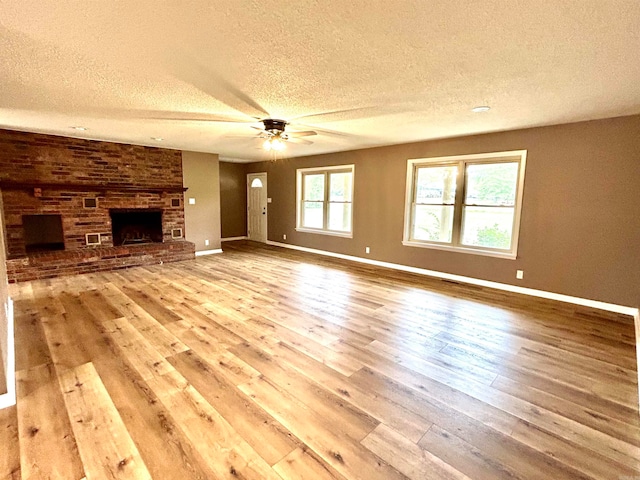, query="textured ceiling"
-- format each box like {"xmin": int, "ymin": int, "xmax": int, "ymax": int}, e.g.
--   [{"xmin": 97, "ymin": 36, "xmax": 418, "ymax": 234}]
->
[{"xmin": 1, "ymin": 1, "xmax": 639, "ymax": 161}]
